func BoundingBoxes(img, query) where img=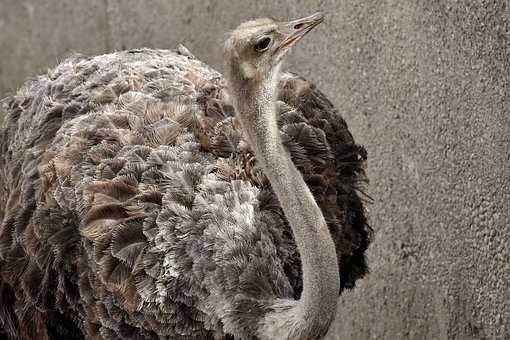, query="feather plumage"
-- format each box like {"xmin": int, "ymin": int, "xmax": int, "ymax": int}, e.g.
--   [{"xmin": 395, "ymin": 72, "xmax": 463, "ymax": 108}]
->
[{"xmin": 0, "ymin": 47, "xmax": 370, "ymax": 339}]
